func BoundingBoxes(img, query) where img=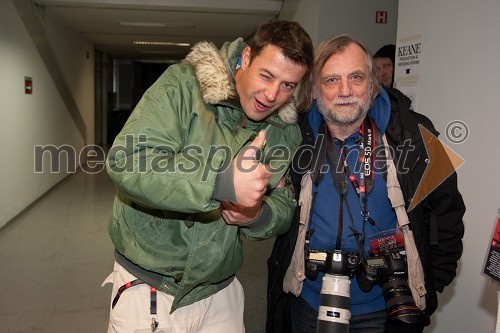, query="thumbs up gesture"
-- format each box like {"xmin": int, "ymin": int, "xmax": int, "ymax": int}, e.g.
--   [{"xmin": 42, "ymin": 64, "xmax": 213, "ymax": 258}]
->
[{"xmin": 221, "ymin": 130, "xmax": 270, "ymax": 225}]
